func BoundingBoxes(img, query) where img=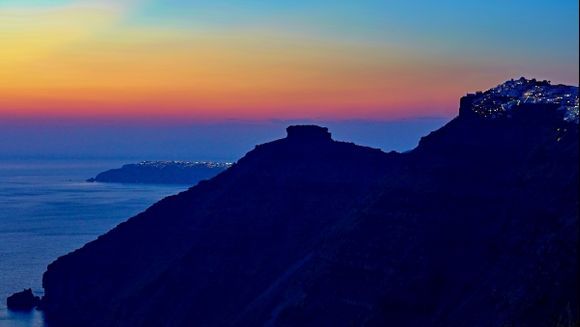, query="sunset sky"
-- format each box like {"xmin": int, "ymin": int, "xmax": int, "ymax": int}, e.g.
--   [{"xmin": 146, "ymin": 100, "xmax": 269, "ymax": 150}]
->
[{"xmin": 1, "ymin": 0, "xmax": 578, "ymax": 122}]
